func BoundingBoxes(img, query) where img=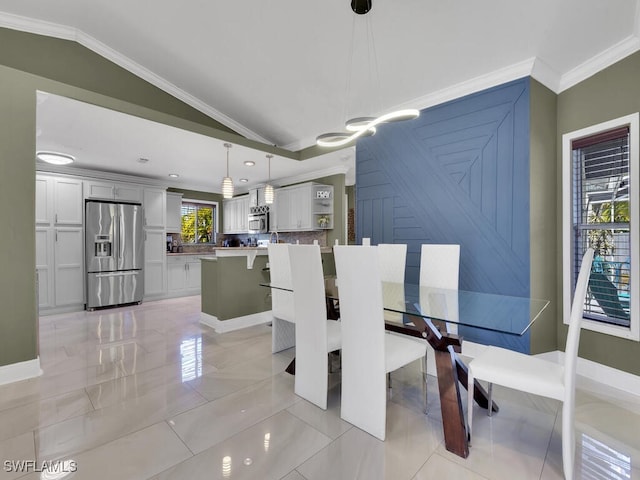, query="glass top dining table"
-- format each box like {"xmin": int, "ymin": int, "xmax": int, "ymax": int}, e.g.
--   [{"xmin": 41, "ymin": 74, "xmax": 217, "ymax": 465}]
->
[{"xmin": 262, "ymin": 277, "xmax": 550, "ymax": 459}]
